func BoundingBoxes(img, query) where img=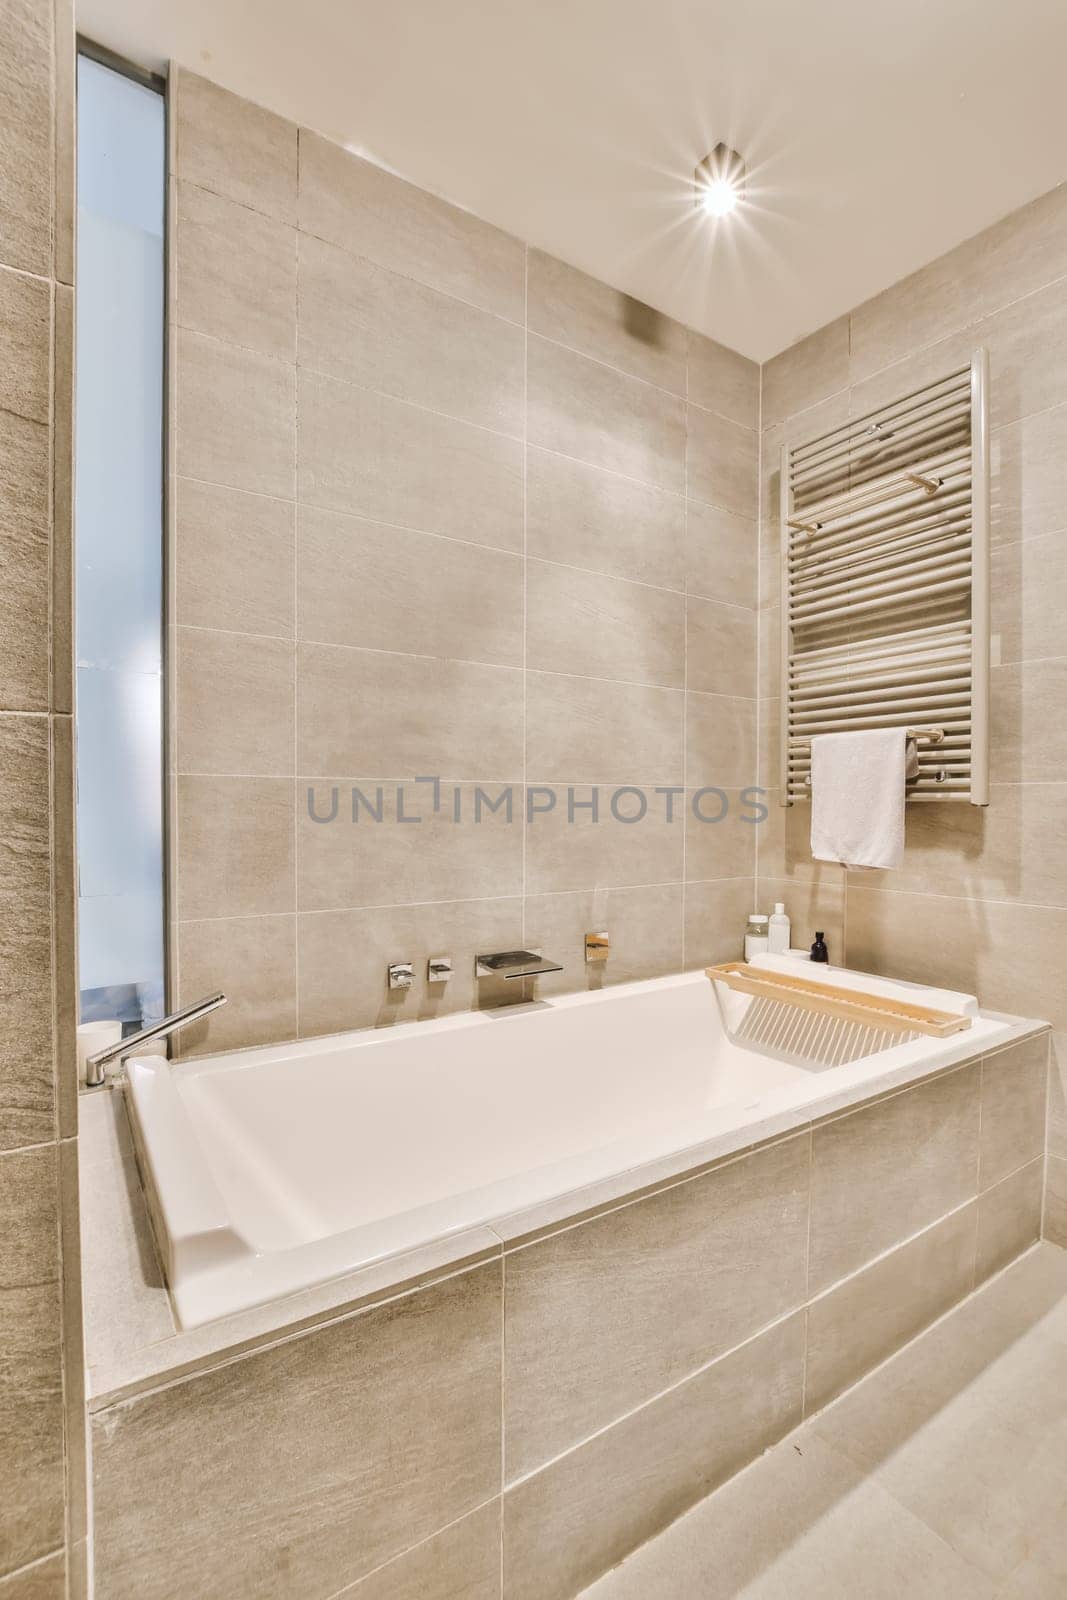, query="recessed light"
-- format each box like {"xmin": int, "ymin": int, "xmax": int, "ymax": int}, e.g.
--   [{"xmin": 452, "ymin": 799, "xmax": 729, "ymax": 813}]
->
[{"xmin": 695, "ymin": 143, "xmax": 746, "ymax": 217}]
